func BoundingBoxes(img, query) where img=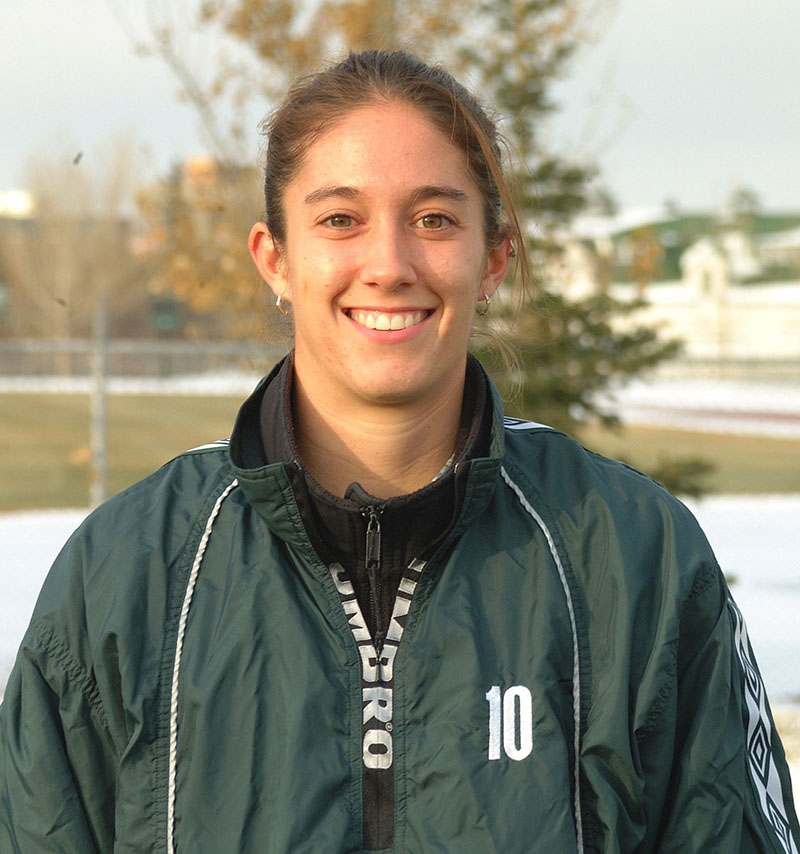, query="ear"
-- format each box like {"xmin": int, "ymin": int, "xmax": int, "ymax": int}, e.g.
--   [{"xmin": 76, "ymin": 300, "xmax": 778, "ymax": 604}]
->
[
  {"xmin": 481, "ymin": 233, "xmax": 514, "ymax": 300},
  {"xmin": 248, "ymin": 222, "xmax": 289, "ymax": 299}
]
